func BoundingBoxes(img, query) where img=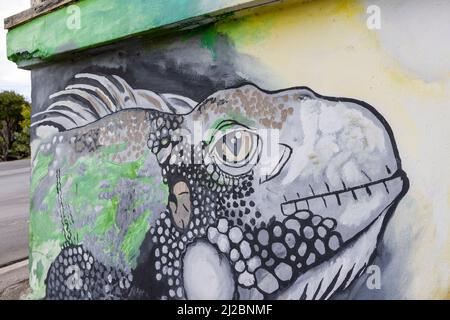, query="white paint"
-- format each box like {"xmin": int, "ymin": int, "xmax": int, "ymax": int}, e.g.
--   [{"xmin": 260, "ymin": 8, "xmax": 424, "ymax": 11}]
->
[
  {"xmin": 66, "ymin": 5, "xmax": 81, "ymax": 30},
  {"xmin": 35, "ymin": 125, "xmax": 59, "ymax": 140},
  {"xmin": 282, "ymin": 98, "xmax": 320, "ymax": 185},
  {"xmin": 366, "ymin": 265, "xmax": 382, "ymax": 290},
  {"xmin": 366, "ymin": 5, "xmax": 381, "ymax": 30},
  {"xmin": 281, "ymin": 98, "xmax": 387, "ymax": 188},
  {"xmin": 183, "ymin": 240, "xmax": 235, "ymax": 300},
  {"xmin": 341, "ymin": 160, "xmax": 364, "ymax": 185},
  {"xmin": 65, "ymin": 265, "xmax": 83, "ymax": 290},
  {"xmin": 367, "ymin": 0, "xmax": 450, "ymax": 82},
  {"xmin": 340, "ymin": 191, "xmax": 384, "ymax": 227}
]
